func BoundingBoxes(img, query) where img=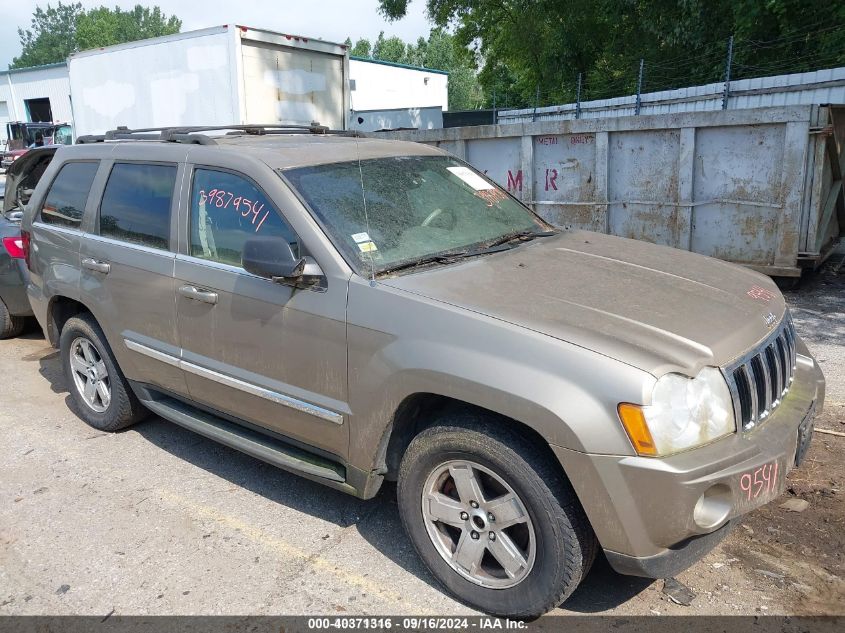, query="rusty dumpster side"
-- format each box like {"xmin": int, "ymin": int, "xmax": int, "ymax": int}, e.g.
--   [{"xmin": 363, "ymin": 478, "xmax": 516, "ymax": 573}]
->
[{"xmin": 380, "ymin": 105, "xmax": 844, "ymax": 278}]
